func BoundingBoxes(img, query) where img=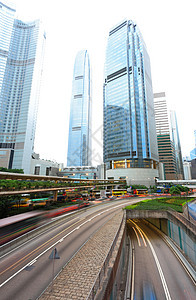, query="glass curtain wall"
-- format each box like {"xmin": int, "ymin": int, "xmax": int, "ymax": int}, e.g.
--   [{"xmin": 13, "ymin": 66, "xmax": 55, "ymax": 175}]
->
[
  {"xmin": 103, "ymin": 20, "xmax": 158, "ymax": 169},
  {"xmin": 0, "ymin": 19, "xmax": 46, "ymax": 173},
  {"xmin": 67, "ymin": 50, "xmax": 92, "ymax": 167}
]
